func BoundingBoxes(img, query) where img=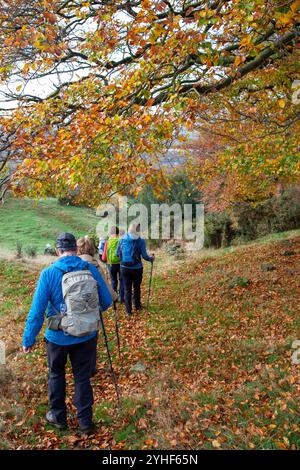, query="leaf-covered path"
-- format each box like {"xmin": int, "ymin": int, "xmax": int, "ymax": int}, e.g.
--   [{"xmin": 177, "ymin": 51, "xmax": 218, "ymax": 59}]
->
[{"xmin": 1, "ymin": 236, "xmax": 300, "ymax": 450}]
